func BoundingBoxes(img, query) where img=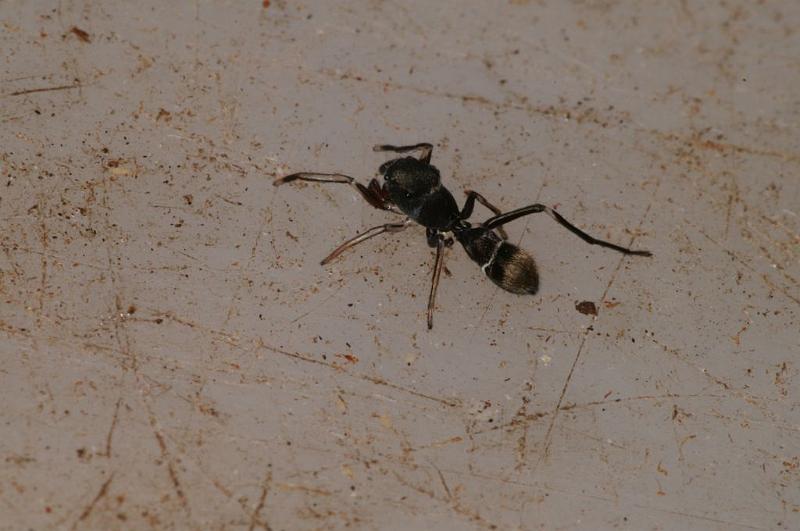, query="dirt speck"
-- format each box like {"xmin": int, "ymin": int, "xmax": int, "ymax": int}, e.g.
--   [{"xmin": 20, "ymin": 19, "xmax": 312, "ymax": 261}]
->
[
  {"xmin": 335, "ymin": 353, "xmax": 359, "ymax": 364},
  {"xmin": 575, "ymin": 301, "xmax": 598, "ymax": 316},
  {"xmin": 156, "ymin": 108, "xmax": 172, "ymax": 122},
  {"xmin": 69, "ymin": 26, "xmax": 91, "ymax": 43}
]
